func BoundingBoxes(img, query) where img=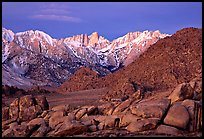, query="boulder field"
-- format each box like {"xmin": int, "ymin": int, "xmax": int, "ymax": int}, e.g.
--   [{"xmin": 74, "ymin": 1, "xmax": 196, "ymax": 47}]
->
[{"xmin": 2, "ymin": 77, "xmax": 202, "ymax": 137}]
